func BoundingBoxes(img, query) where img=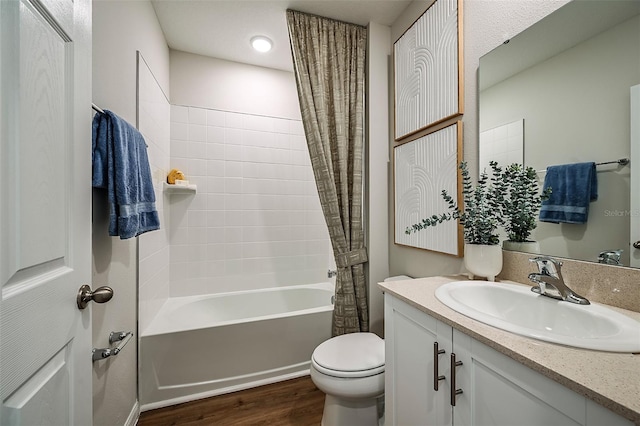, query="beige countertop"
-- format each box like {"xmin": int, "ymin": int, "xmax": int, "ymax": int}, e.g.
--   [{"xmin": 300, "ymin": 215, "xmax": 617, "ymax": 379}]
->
[{"xmin": 378, "ymin": 275, "xmax": 640, "ymax": 424}]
